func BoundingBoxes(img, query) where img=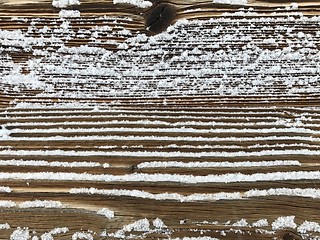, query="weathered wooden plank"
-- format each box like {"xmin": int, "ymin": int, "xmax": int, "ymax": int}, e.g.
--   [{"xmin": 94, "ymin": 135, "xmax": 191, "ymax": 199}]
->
[{"xmin": 1, "ymin": 0, "xmax": 320, "ymax": 239}]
